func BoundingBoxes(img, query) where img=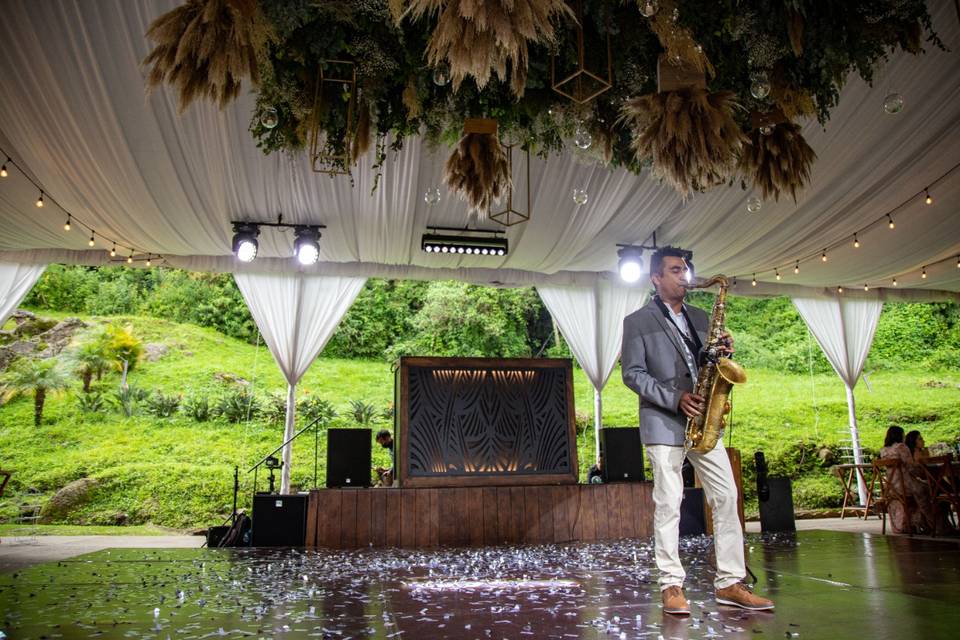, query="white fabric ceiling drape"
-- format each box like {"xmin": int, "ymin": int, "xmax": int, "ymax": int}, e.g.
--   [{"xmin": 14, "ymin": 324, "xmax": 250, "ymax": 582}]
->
[
  {"xmin": 0, "ymin": 262, "xmax": 46, "ymax": 326},
  {"xmin": 538, "ymin": 279, "xmax": 650, "ymax": 463},
  {"xmin": 792, "ymin": 296, "xmax": 883, "ymax": 505},
  {"xmin": 234, "ymin": 272, "xmax": 366, "ymax": 493}
]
